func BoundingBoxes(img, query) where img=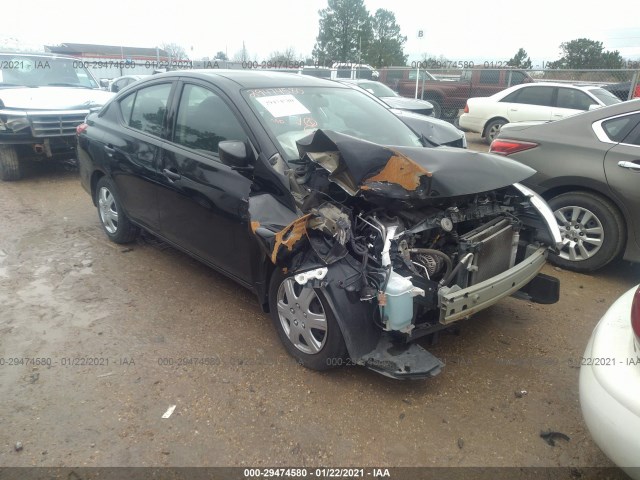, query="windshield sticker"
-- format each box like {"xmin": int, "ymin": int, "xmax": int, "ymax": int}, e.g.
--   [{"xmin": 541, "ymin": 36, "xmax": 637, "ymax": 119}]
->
[
  {"xmin": 248, "ymin": 88, "xmax": 304, "ymax": 98},
  {"xmin": 256, "ymin": 94, "xmax": 310, "ymax": 118}
]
